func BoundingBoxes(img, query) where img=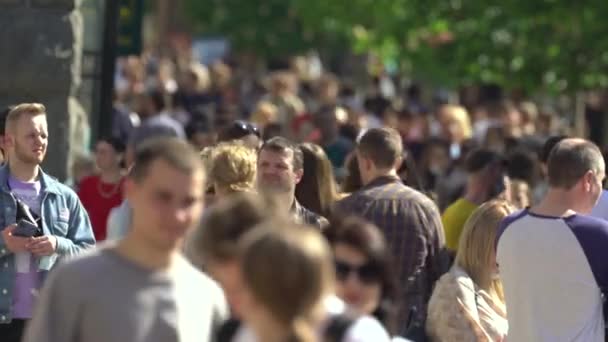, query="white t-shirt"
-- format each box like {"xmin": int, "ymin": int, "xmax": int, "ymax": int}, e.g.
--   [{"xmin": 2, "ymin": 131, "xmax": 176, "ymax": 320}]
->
[
  {"xmin": 497, "ymin": 209, "xmax": 608, "ymax": 342},
  {"xmin": 233, "ymin": 295, "xmax": 391, "ymax": 342}
]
